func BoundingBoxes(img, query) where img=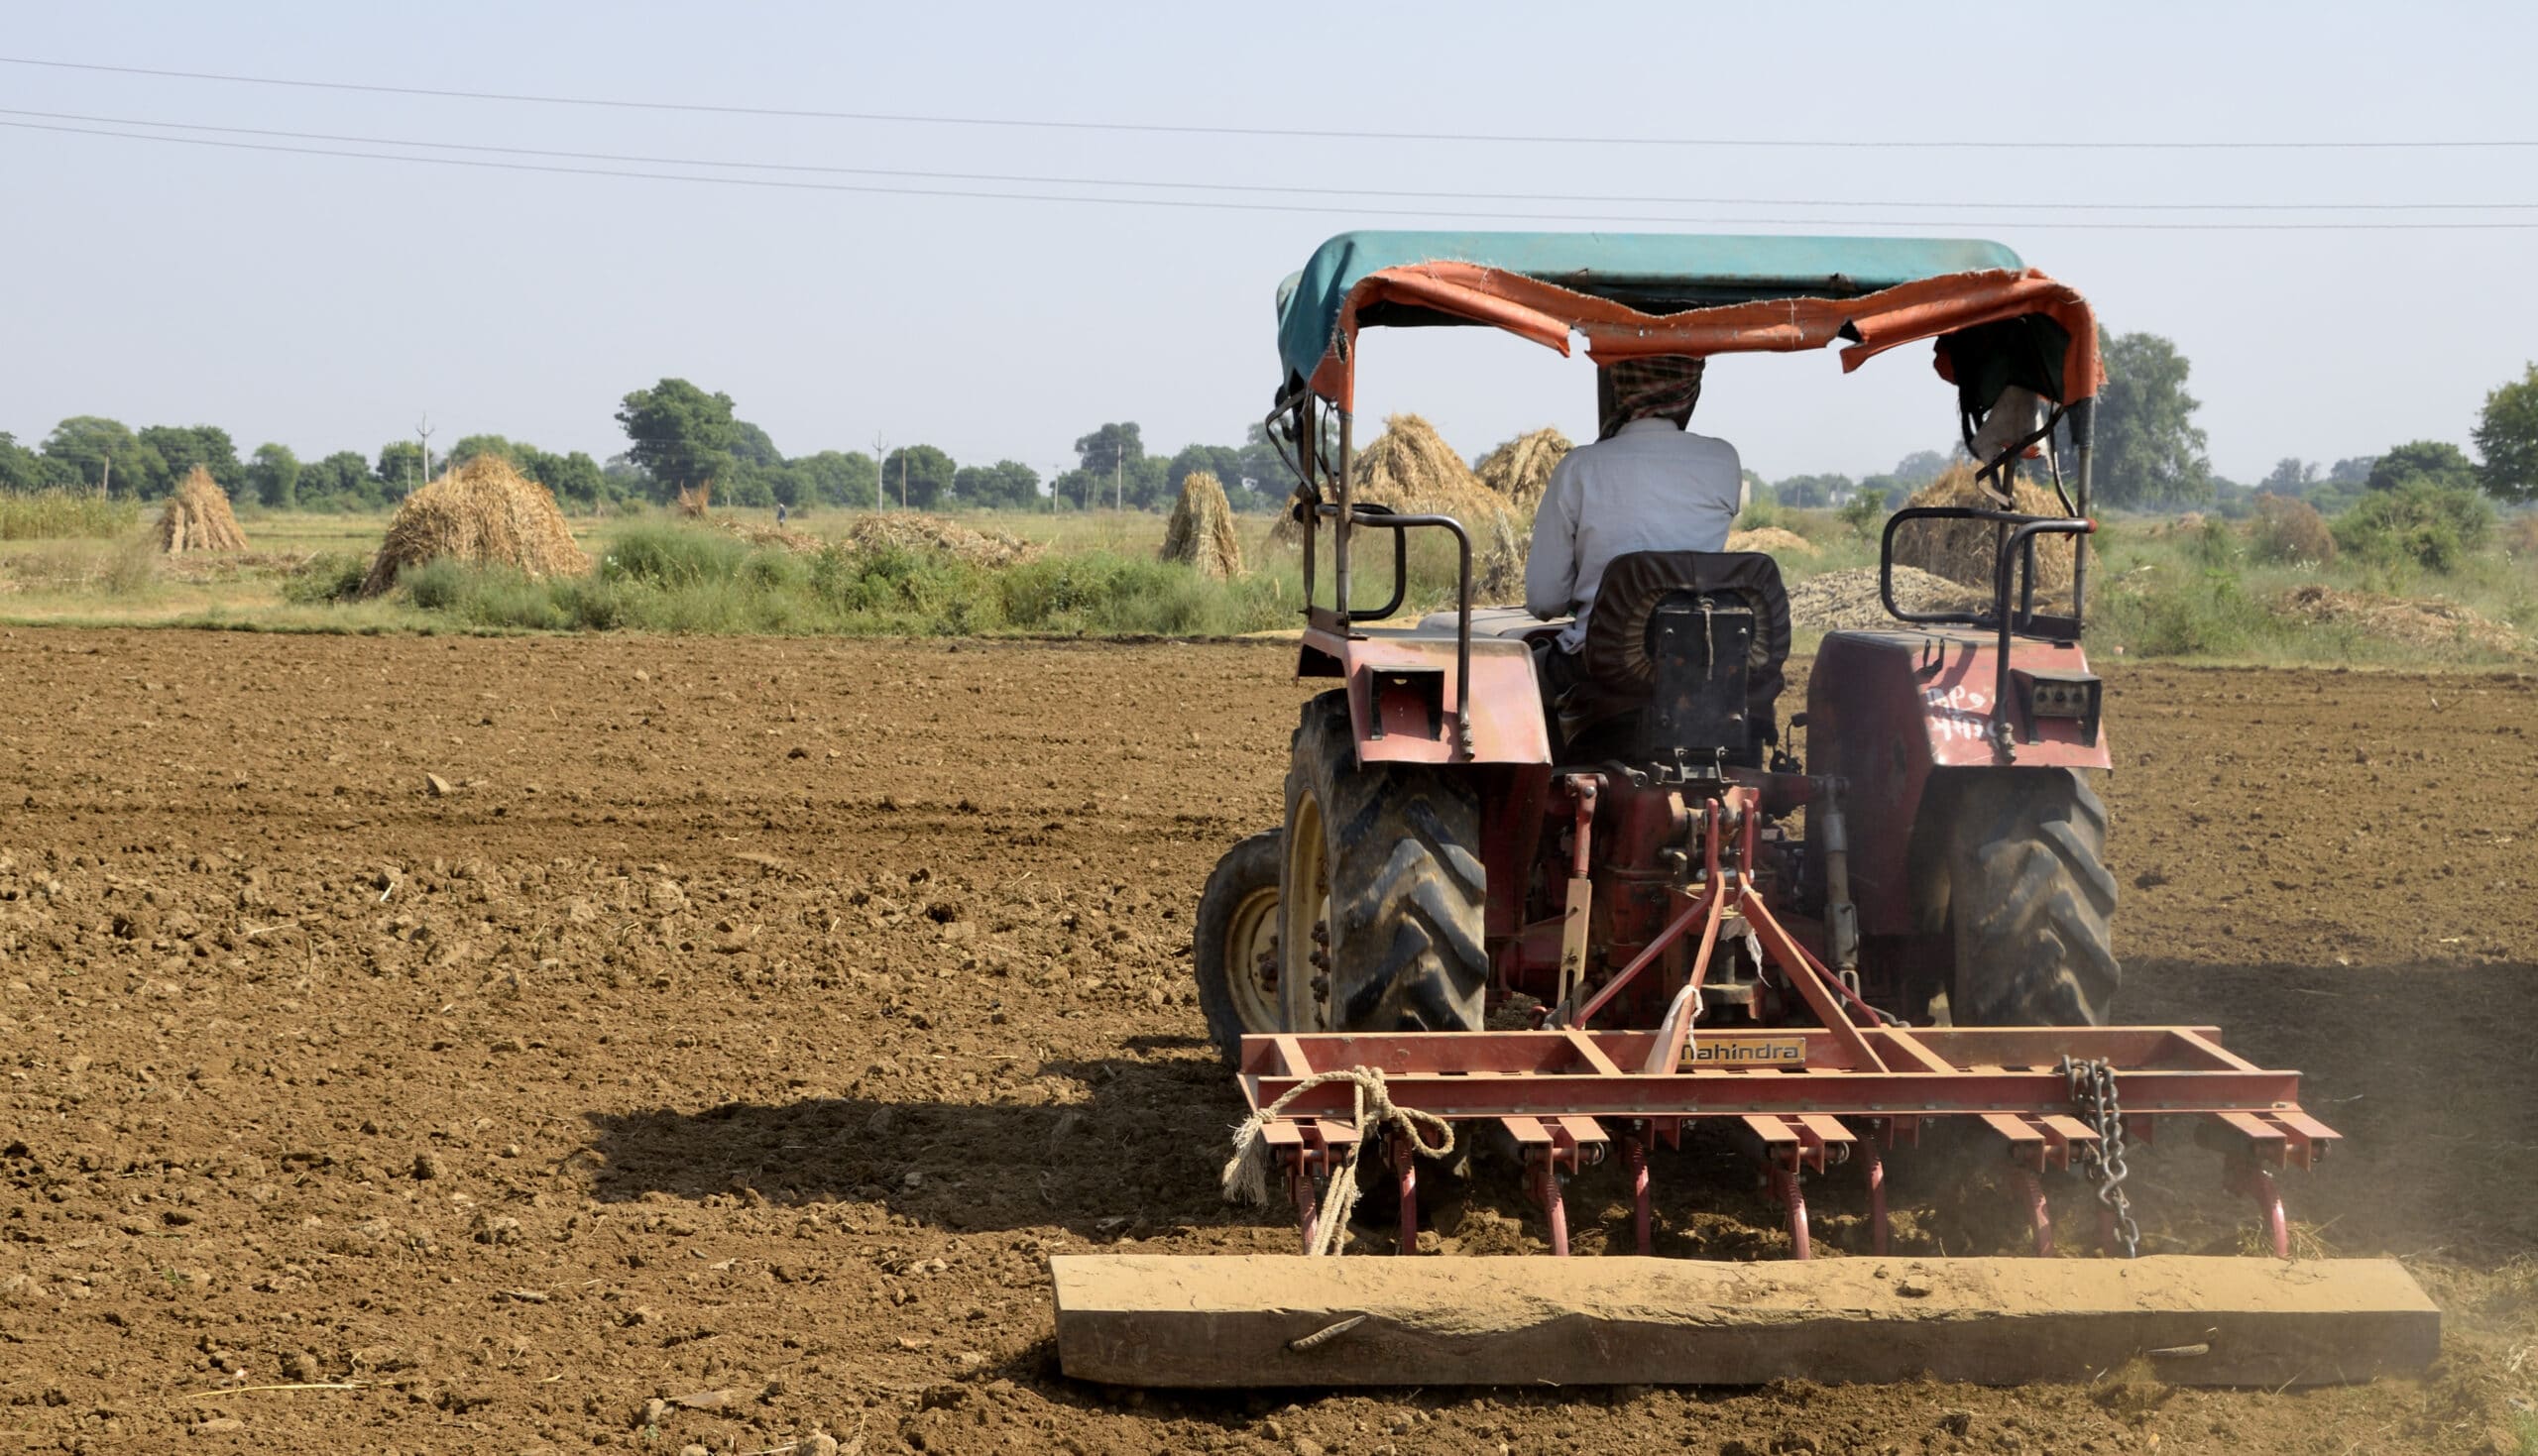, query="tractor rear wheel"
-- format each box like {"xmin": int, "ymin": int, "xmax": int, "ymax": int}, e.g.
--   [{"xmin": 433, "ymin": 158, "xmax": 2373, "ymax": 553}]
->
[
  {"xmin": 1281, "ymin": 692, "xmax": 1488, "ymax": 1036},
  {"xmin": 1192, "ymin": 830, "xmax": 1285, "ymax": 1064},
  {"xmin": 1941, "ymin": 768, "xmax": 2120, "ymax": 1025}
]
